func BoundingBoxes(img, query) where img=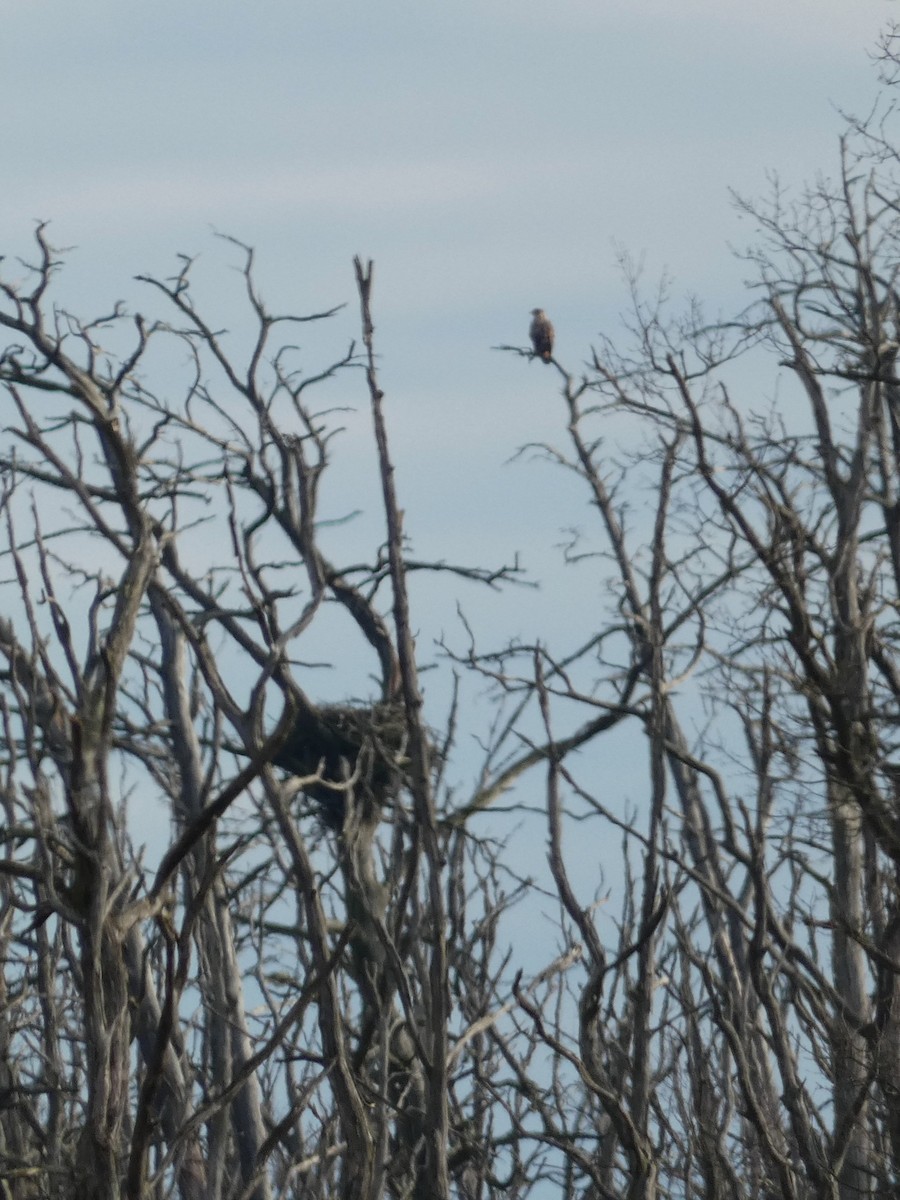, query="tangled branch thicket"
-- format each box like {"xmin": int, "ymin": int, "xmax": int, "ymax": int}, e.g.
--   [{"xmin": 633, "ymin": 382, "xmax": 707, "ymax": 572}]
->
[{"xmin": 7, "ymin": 37, "xmax": 900, "ymax": 1200}]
